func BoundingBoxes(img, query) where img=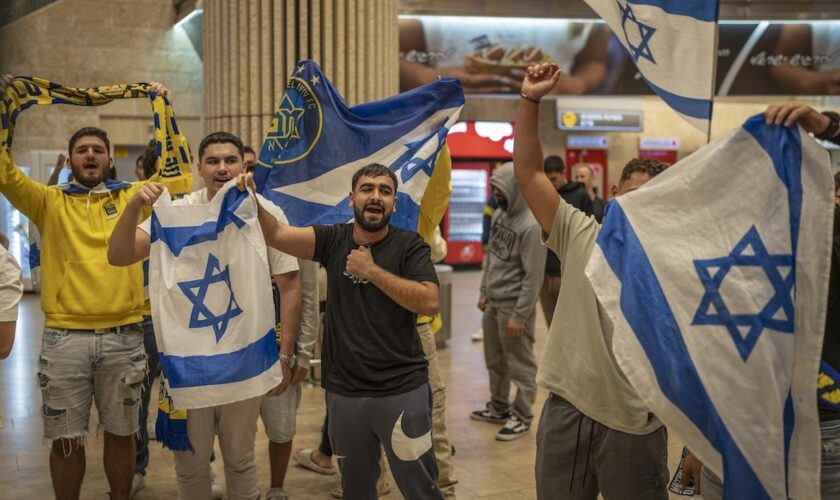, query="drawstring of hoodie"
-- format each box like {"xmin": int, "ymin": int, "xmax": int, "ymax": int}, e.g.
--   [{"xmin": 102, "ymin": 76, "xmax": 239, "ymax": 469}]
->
[{"xmin": 83, "ymin": 188, "xmax": 115, "ymax": 248}]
